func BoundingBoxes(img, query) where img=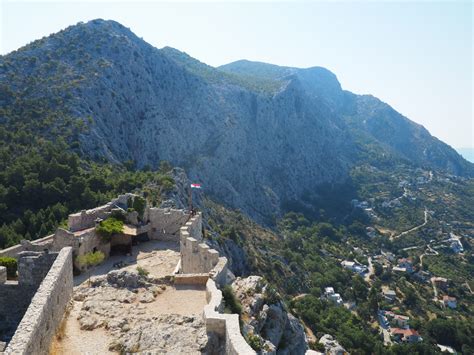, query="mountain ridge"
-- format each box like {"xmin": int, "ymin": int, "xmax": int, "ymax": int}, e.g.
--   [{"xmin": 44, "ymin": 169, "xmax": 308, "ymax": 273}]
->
[{"xmin": 1, "ymin": 18, "xmax": 472, "ymax": 223}]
